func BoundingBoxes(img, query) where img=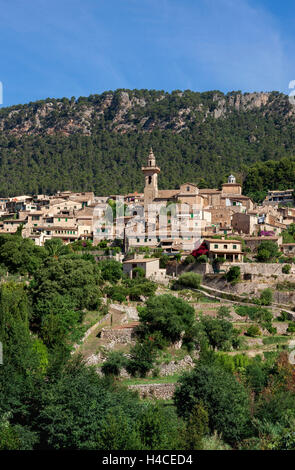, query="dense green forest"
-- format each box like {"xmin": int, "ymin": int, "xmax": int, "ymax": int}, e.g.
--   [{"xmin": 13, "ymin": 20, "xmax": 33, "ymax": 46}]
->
[
  {"xmin": 0, "ymin": 89, "xmax": 294, "ymax": 198},
  {"xmin": 2, "ymin": 234, "xmax": 295, "ymax": 450}
]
